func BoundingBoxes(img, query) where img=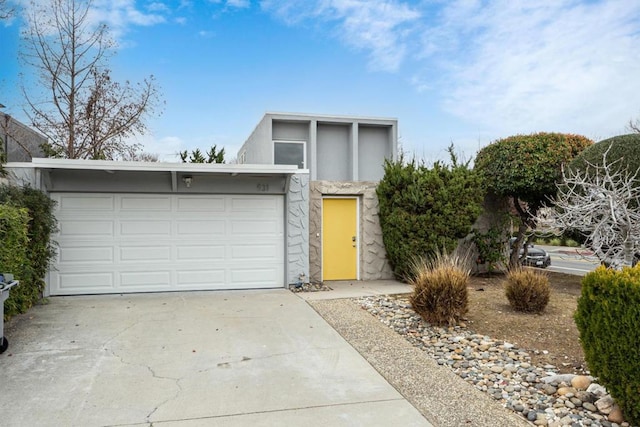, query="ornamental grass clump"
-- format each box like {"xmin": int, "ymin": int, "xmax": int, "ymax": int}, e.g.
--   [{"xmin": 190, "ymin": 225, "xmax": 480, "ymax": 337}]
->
[
  {"xmin": 408, "ymin": 251, "xmax": 471, "ymax": 326},
  {"xmin": 504, "ymin": 268, "xmax": 550, "ymax": 313}
]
